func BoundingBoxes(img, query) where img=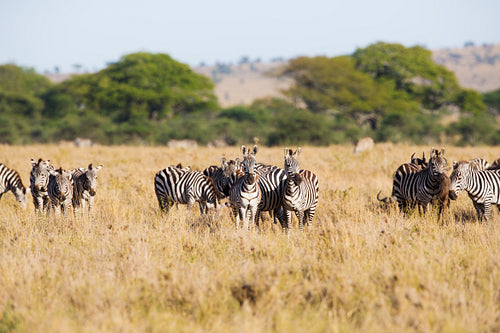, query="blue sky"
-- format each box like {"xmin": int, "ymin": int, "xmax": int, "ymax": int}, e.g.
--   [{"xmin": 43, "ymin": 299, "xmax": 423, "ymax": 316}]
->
[{"xmin": 1, "ymin": 0, "xmax": 499, "ymax": 73}]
